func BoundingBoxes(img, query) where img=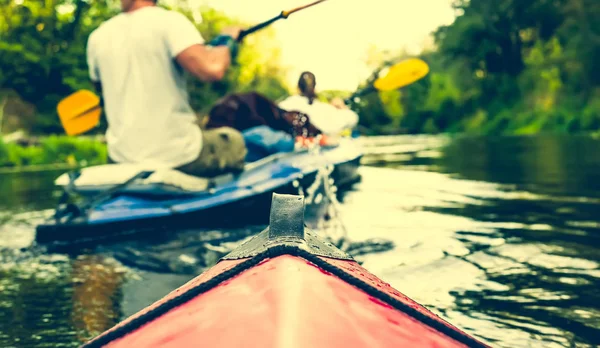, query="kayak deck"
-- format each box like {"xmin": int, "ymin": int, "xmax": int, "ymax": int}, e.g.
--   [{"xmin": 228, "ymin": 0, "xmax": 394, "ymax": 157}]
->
[{"xmin": 80, "ymin": 194, "xmax": 489, "ymax": 348}]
